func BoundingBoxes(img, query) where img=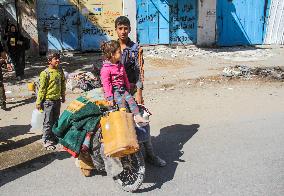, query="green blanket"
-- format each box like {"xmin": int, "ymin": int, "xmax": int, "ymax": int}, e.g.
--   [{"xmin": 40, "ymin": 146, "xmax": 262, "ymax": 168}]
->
[{"xmin": 52, "ymin": 96, "xmax": 102, "ymax": 154}]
